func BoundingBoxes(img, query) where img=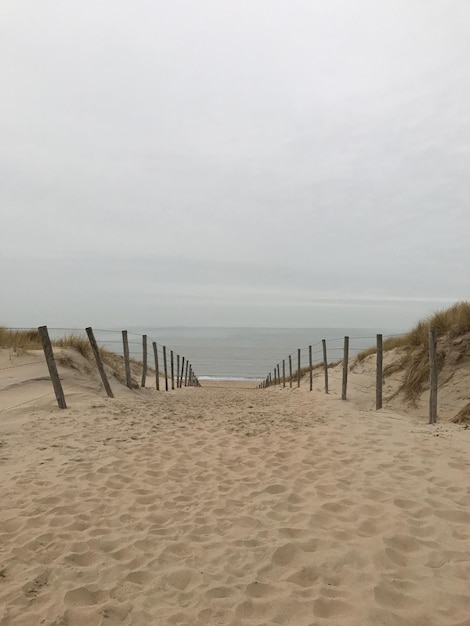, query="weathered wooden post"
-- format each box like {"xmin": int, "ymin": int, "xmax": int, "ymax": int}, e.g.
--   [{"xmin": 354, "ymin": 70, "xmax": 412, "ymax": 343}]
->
[
  {"xmin": 297, "ymin": 348, "xmax": 301, "ymax": 387},
  {"xmin": 177, "ymin": 354, "xmax": 180, "ymax": 388},
  {"xmin": 342, "ymin": 336, "xmax": 349, "ymax": 400},
  {"xmin": 429, "ymin": 328, "xmax": 438, "ymax": 424},
  {"xmin": 38, "ymin": 326, "xmax": 67, "ymax": 409},
  {"xmin": 184, "ymin": 361, "xmax": 189, "ymax": 386},
  {"xmin": 180, "ymin": 357, "xmax": 185, "ymax": 388},
  {"xmin": 282, "ymin": 359, "xmax": 286, "ymax": 388},
  {"xmin": 277, "ymin": 364, "xmax": 280, "ymax": 386},
  {"xmin": 152, "ymin": 341, "xmax": 160, "ymax": 390},
  {"xmin": 376, "ymin": 334, "xmax": 383, "ymax": 410},
  {"xmin": 309, "ymin": 345, "xmax": 313, "ymax": 391},
  {"xmin": 141, "ymin": 334, "xmax": 148, "ymax": 388},
  {"xmin": 86, "ymin": 327, "xmax": 114, "ymax": 398},
  {"xmin": 163, "ymin": 346, "xmax": 169, "ymax": 391},
  {"xmin": 122, "ymin": 330, "xmax": 133, "ymax": 389},
  {"xmin": 322, "ymin": 339, "xmax": 329, "ymax": 394},
  {"xmin": 170, "ymin": 350, "xmax": 175, "ymax": 390},
  {"xmin": 289, "ymin": 355, "xmax": 293, "ymax": 388}
]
